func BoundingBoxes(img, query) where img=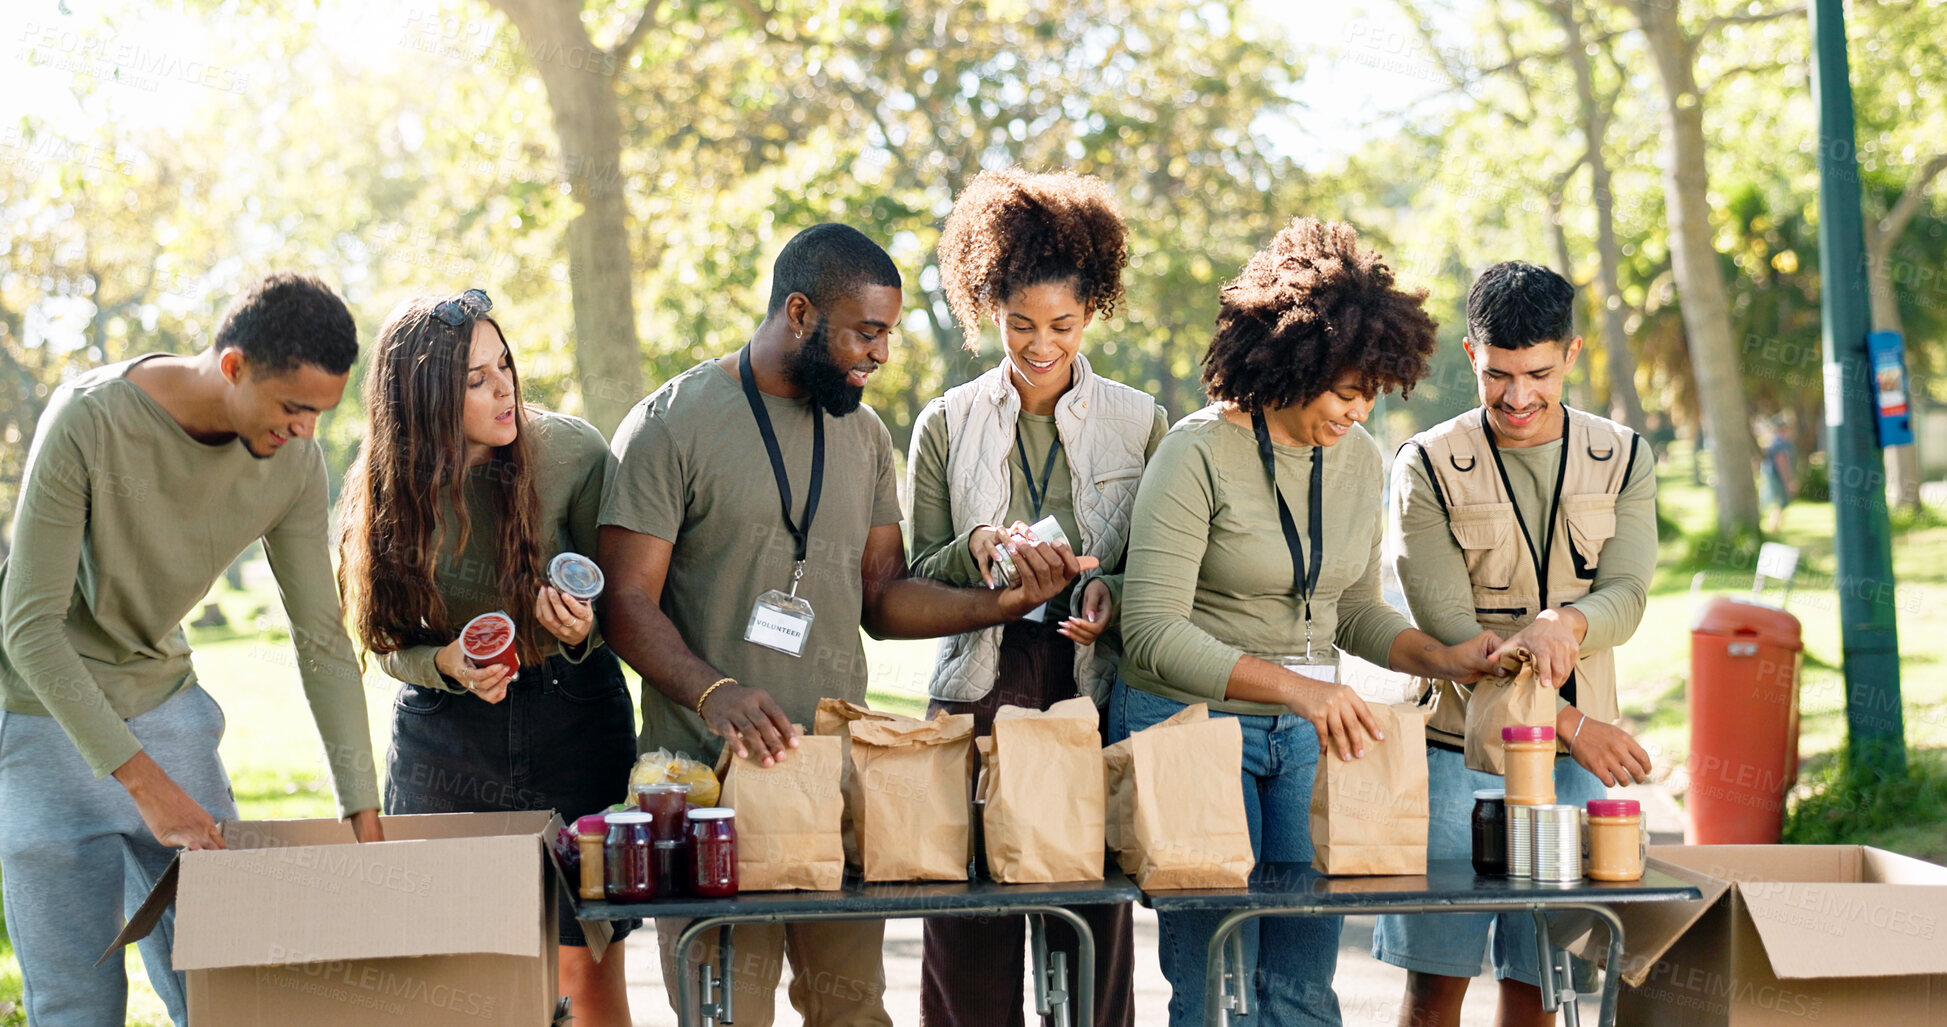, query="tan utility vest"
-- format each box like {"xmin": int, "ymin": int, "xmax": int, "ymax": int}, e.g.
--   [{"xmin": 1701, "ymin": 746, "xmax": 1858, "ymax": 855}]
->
[{"xmin": 1408, "ymin": 405, "xmax": 1639, "ymax": 748}]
